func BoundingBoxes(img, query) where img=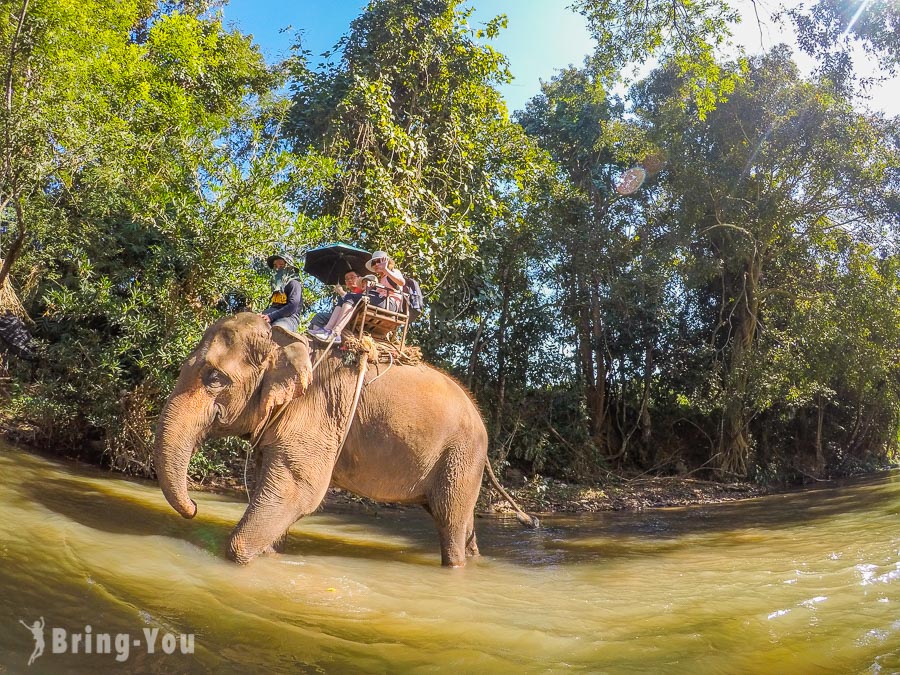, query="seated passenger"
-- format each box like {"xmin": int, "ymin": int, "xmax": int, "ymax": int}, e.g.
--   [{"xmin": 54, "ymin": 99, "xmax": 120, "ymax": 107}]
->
[
  {"xmin": 309, "ymin": 250, "xmax": 406, "ymax": 344},
  {"xmin": 364, "ymin": 250, "xmax": 405, "ymax": 312},
  {"xmin": 333, "ymin": 270, "xmax": 366, "ymax": 307},
  {"xmin": 260, "ymin": 254, "xmax": 303, "ymax": 332},
  {"xmin": 308, "ymin": 269, "xmax": 363, "ymax": 332},
  {"xmin": 309, "ymin": 273, "xmax": 377, "ymax": 344}
]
